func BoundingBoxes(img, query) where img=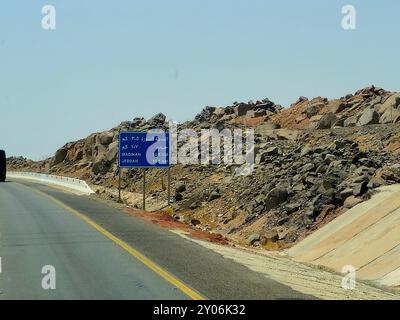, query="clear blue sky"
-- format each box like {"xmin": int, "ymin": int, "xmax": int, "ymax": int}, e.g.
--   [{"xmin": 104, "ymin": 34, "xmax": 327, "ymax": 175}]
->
[{"xmin": 0, "ymin": 0, "xmax": 399, "ymax": 159}]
